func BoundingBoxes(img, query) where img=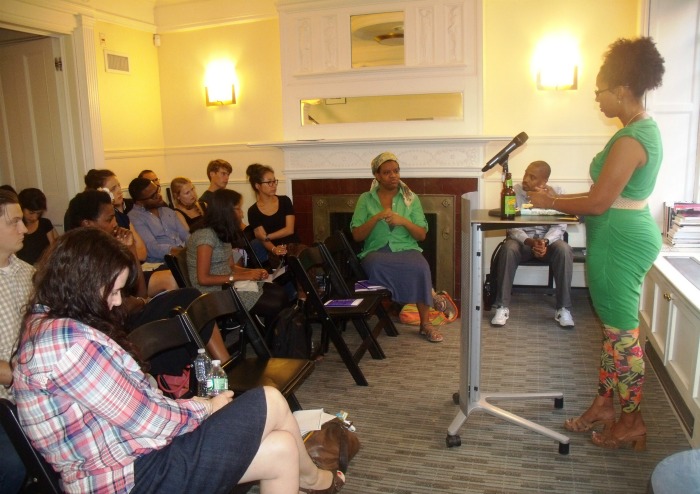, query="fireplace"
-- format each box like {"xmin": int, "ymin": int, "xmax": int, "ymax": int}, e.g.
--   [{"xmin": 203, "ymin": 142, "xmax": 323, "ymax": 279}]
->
[{"xmin": 291, "ymin": 177, "xmax": 477, "ymax": 301}]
